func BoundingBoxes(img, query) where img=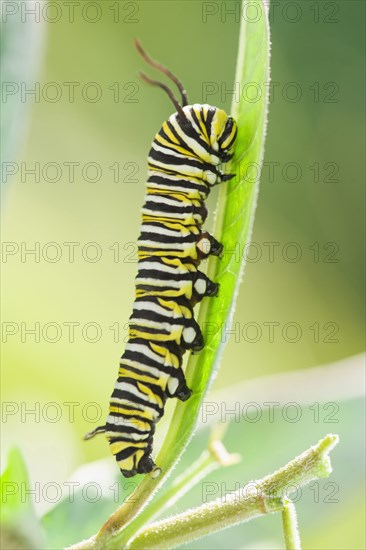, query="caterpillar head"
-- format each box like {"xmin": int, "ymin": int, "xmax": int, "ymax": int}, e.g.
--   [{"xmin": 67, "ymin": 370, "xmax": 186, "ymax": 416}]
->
[
  {"xmin": 176, "ymin": 104, "xmax": 237, "ymax": 162},
  {"xmin": 134, "ymin": 41, "xmax": 237, "ymax": 177},
  {"xmin": 206, "ymin": 106, "xmax": 237, "ymax": 161},
  {"xmin": 171, "ymin": 105, "xmax": 237, "ymax": 187}
]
